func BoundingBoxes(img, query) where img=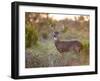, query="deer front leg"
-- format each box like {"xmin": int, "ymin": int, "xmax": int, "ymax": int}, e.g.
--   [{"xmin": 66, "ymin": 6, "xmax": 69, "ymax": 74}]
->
[{"xmin": 60, "ymin": 53, "xmax": 70, "ymax": 66}]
